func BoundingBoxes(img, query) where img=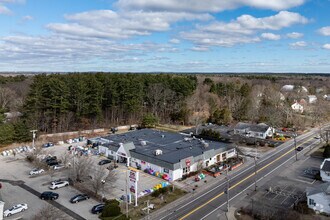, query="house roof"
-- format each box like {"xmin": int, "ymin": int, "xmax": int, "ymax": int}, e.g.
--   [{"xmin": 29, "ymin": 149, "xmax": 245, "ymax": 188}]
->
[
  {"xmin": 321, "ymin": 159, "xmax": 330, "ymax": 172},
  {"xmin": 99, "ymin": 129, "xmax": 234, "ymax": 170},
  {"xmin": 234, "ymin": 122, "xmax": 270, "ymax": 133},
  {"xmin": 306, "ymin": 182, "xmax": 330, "ymax": 196}
]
